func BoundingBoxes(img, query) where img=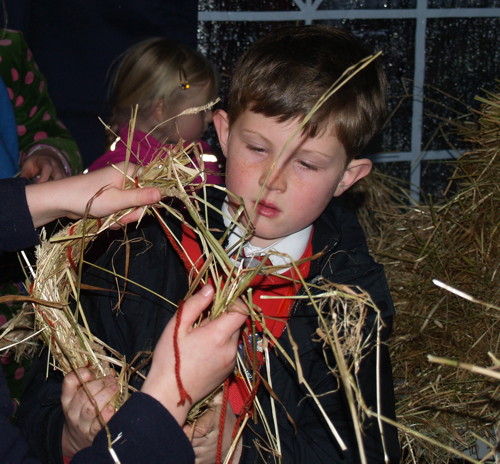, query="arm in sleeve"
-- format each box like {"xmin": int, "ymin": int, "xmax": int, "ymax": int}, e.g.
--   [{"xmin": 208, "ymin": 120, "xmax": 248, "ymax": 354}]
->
[
  {"xmin": 0, "ymin": 368, "xmax": 41, "ymax": 464},
  {"xmin": 72, "ymin": 393, "xmax": 195, "ymax": 464},
  {"xmin": 17, "ymin": 352, "xmax": 67, "ymax": 464},
  {"xmin": 0, "ymin": 177, "xmax": 38, "ymax": 252}
]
